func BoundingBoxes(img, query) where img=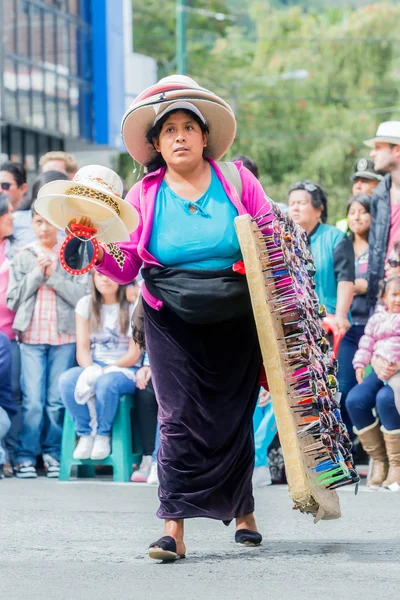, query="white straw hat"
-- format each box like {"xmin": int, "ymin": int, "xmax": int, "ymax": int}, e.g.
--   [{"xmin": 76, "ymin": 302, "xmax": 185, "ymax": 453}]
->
[
  {"xmin": 34, "ymin": 165, "xmax": 139, "ymax": 244},
  {"xmin": 364, "ymin": 121, "xmax": 400, "ymax": 148},
  {"xmin": 122, "ymin": 75, "xmax": 236, "ymax": 166}
]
